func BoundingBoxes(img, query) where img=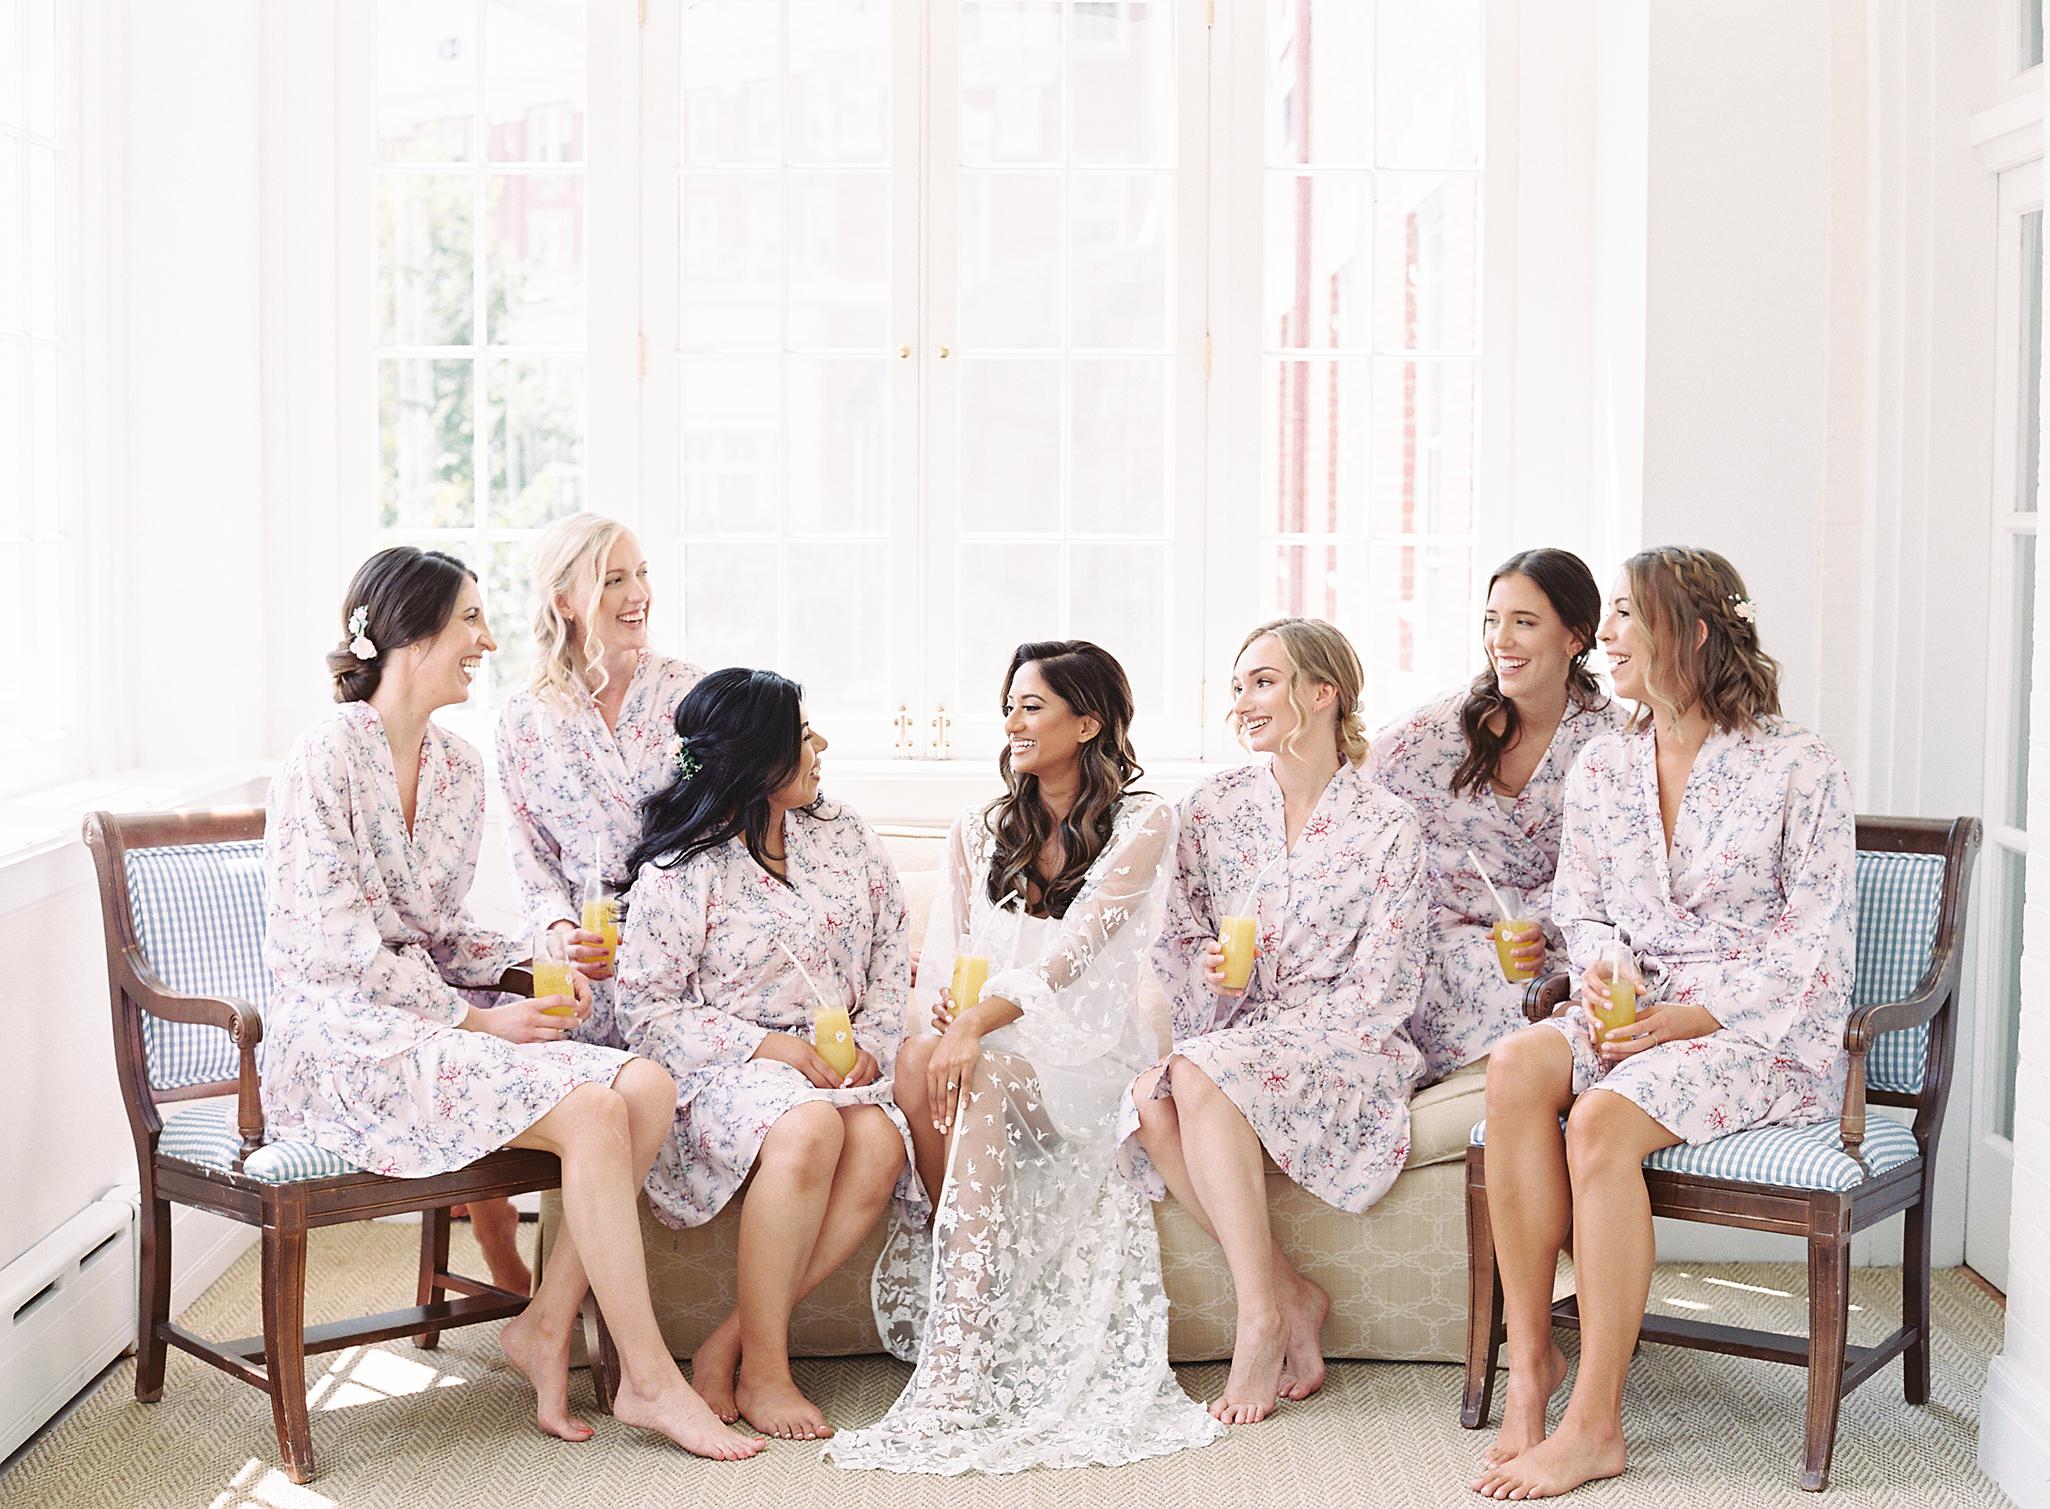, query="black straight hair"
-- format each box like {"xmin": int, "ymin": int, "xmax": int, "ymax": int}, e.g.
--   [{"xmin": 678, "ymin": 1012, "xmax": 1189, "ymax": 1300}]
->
[
  {"xmin": 627, "ymin": 667, "xmax": 807, "ymax": 884},
  {"xmin": 327, "ymin": 547, "xmax": 477, "ymax": 703}
]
